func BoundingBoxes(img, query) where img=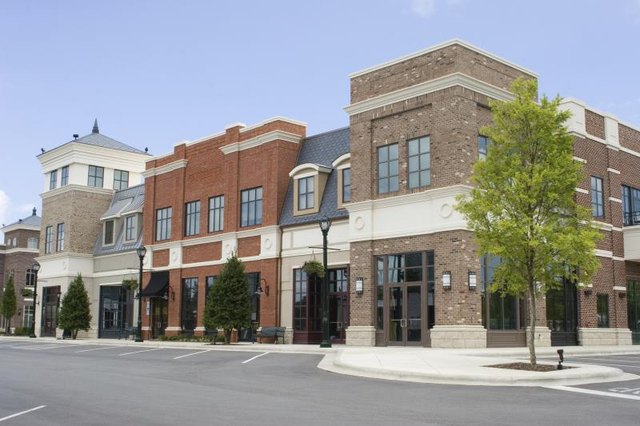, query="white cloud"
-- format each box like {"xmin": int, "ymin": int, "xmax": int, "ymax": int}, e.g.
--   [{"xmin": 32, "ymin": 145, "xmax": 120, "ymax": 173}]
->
[{"xmin": 411, "ymin": 0, "xmax": 436, "ymax": 18}]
